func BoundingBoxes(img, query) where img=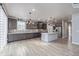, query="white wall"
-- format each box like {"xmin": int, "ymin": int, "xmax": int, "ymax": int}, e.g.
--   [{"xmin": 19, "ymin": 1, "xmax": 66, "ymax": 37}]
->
[
  {"xmin": 0, "ymin": 5, "xmax": 8, "ymax": 48},
  {"xmin": 72, "ymin": 3, "xmax": 79, "ymax": 44},
  {"xmin": 70, "ymin": 4, "xmax": 79, "ymax": 44},
  {"xmin": 72, "ymin": 10, "xmax": 79, "ymax": 44},
  {"xmin": 3, "ymin": 3, "xmax": 72, "ymax": 21}
]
